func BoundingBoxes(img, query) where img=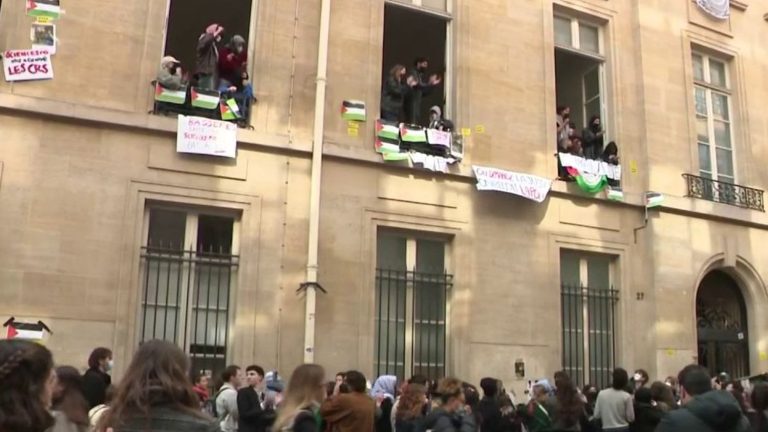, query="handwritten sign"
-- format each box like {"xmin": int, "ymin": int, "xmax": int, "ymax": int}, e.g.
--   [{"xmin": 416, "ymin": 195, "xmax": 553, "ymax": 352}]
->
[
  {"xmin": 3, "ymin": 49, "xmax": 54, "ymax": 82},
  {"xmin": 473, "ymin": 166, "xmax": 553, "ymax": 203},
  {"xmin": 426, "ymin": 129, "xmax": 451, "ymax": 148},
  {"xmin": 177, "ymin": 115, "xmax": 237, "ymax": 158}
]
